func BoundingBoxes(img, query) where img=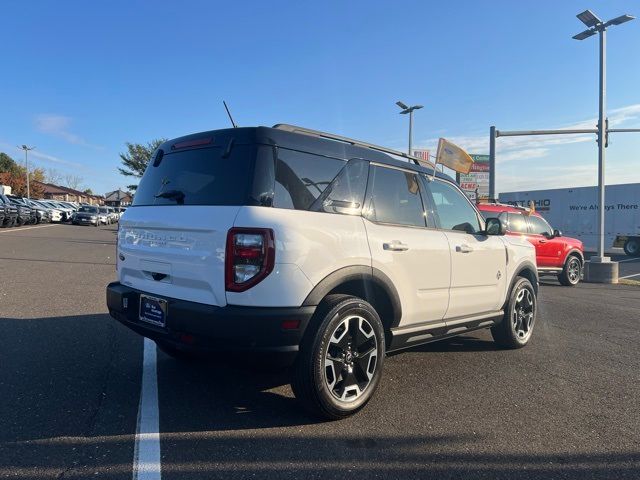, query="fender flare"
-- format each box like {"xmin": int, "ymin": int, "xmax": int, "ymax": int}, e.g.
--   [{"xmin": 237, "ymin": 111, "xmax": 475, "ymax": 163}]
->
[
  {"xmin": 302, "ymin": 265, "xmax": 403, "ymax": 328},
  {"xmin": 563, "ymin": 248, "xmax": 584, "ymax": 265},
  {"xmin": 513, "ymin": 260, "xmax": 539, "ymax": 294}
]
